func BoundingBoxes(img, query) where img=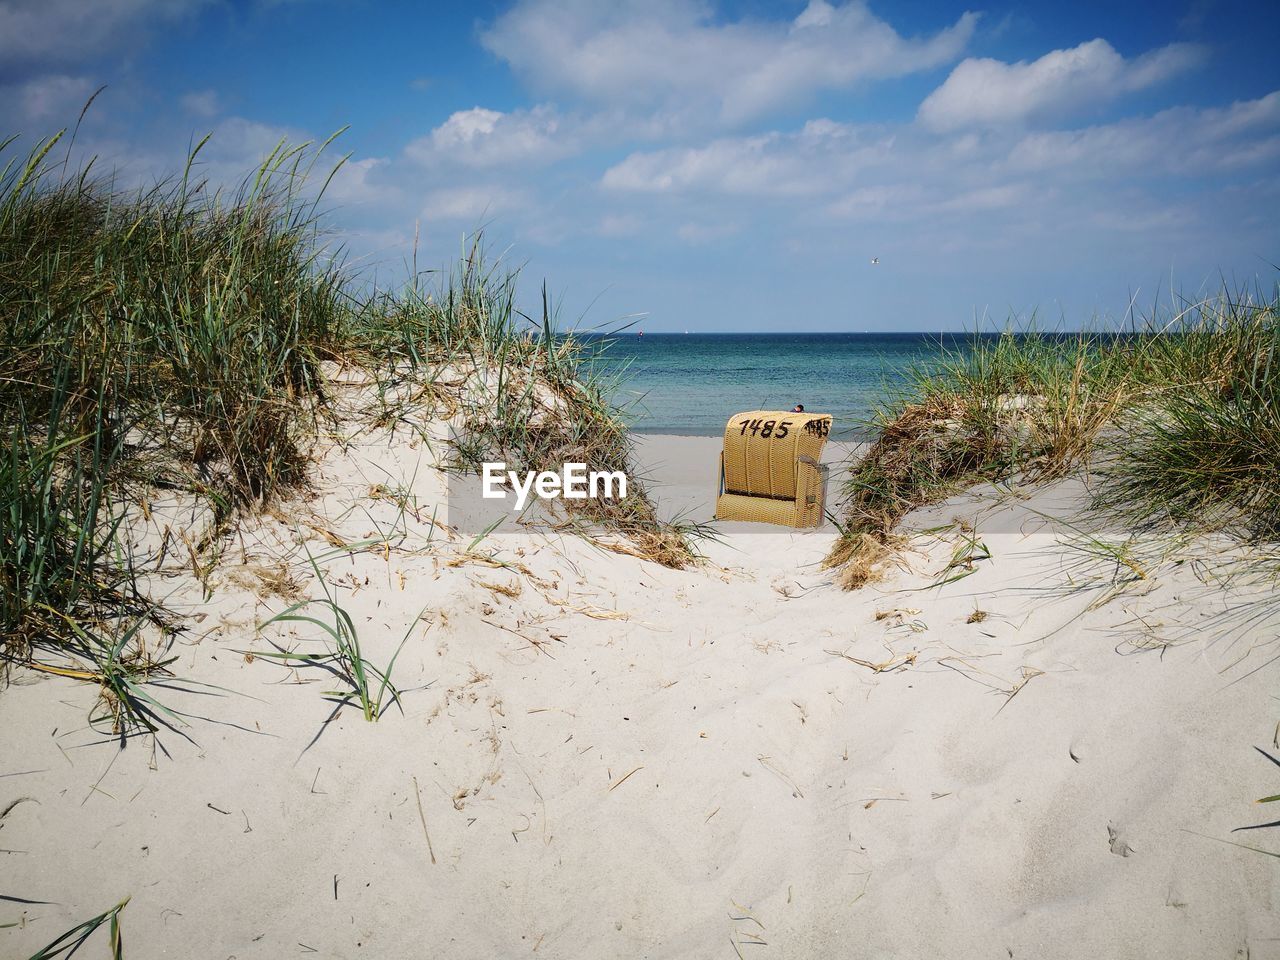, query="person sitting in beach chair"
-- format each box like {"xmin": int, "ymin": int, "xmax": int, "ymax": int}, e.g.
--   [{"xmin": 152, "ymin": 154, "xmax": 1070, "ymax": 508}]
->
[{"xmin": 715, "ymin": 410, "xmax": 832, "ymax": 528}]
